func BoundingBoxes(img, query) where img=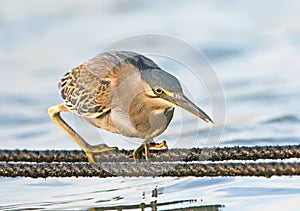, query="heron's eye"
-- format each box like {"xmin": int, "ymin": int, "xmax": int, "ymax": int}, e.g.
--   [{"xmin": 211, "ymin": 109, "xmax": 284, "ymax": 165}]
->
[{"xmin": 153, "ymin": 86, "xmax": 163, "ymax": 95}]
